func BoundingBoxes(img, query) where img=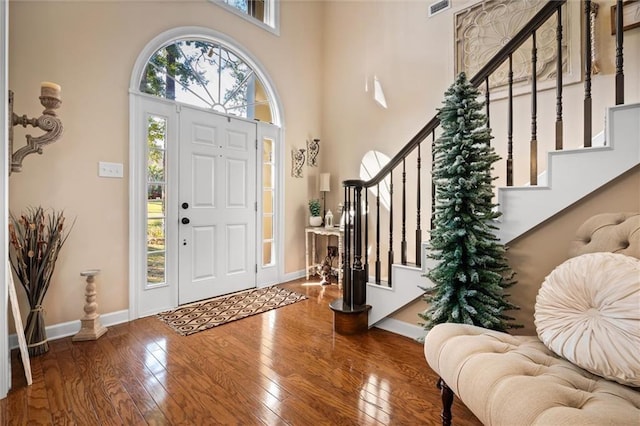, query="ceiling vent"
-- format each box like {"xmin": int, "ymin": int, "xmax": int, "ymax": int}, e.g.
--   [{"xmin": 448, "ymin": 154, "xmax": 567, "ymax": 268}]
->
[{"xmin": 428, "ymin": 0, "xmax": 451, "ymax": 17}]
